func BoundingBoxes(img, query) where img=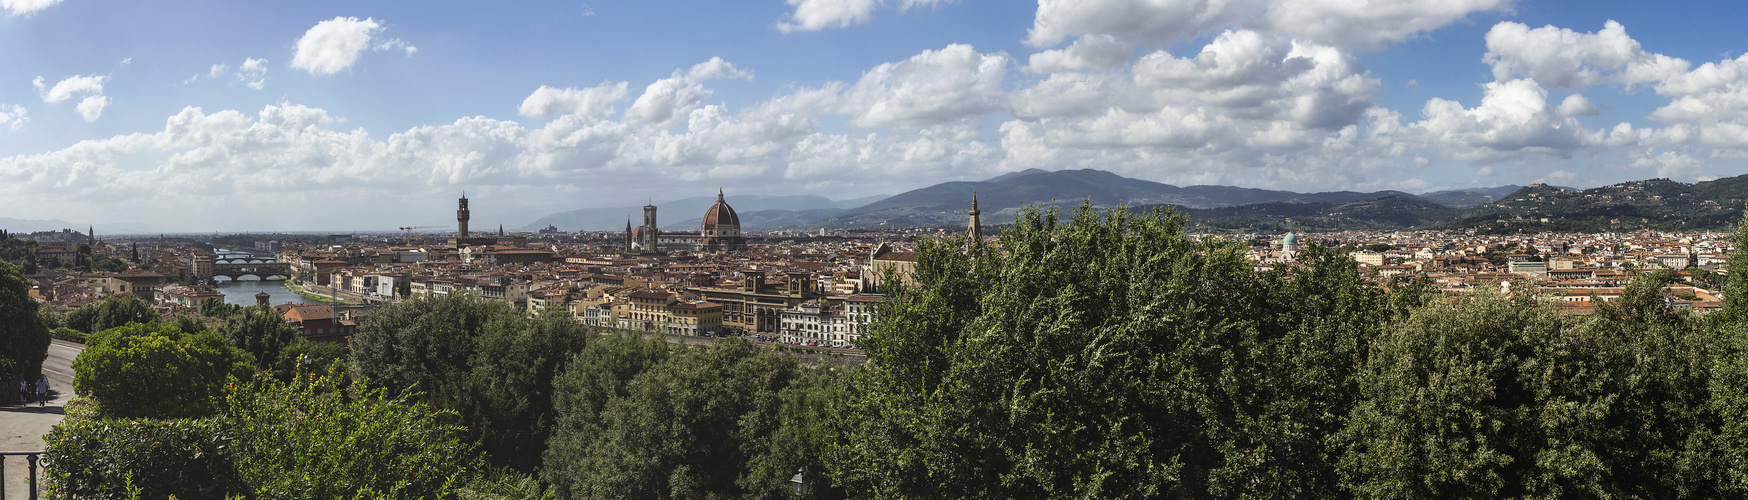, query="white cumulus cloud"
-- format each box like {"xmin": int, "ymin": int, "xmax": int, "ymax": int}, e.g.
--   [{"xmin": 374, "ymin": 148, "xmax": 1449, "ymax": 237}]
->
[
  {"xmin": 1413, "ymin": 78, "xmax": 1600, "ymax": 159},
  {"xmin": 777, "ymin": 0, "xmax": 956, "ymax": 33},
  {"xmin": 519, "ymin": 82, "xmax": 630, "ymax": 119},
  {"xmin": 291, "ymin": 17, "xmax": 414, "ymax": 76},
  {"xmin": 1556, "ymin": 94, "xmax": 1599, "ymax": 117},
  {"xmin": 1025, "ymin": 0, "xmax": 1510, "ymax": 49},
  {"xmin": 840, "ymin": 44, "xmax": 1010, "ymax": 128},
  {"xmin": 1026, "ymin": 34, "xmax": 1131, "ymax": 73},
  {"xmin": 75, "ymin": 95, "xmax": 110, "ymax": 122},
  {"xmin": 1130, "ymin": 31, "xmax": 1380, "ymax": 129},
  {"xmin": 1, "ymin": 0, "xmax": 61, "ymax": 16},
  {"xmin": 1483, "ymin": 20, "xmax": 1688, "ymax": 88},
  {"xmin": 34, "ymin": 75, "xmax": 107, "ymax": 103},
  {"xmin": 624, "ymin": 57, "xmax": 753, "ymax": 129},
  {"xmin": 1263, "ymin": 0, "xmax": 1515, "ymax": 49},
  {"xmin": 0, "ymin": 104, "xmax": 27, "ymax": 131}
]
